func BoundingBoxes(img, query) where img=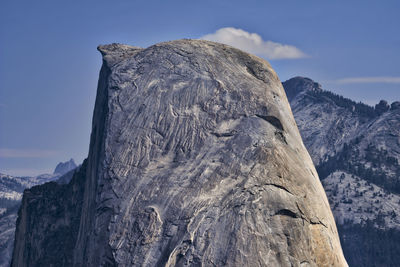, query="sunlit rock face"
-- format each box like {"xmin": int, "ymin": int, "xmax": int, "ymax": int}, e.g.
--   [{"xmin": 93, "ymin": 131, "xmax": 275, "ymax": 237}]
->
[{"xmin": 12, "ymin": 40, "xmax": 347, "ymax": 267}]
